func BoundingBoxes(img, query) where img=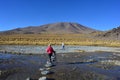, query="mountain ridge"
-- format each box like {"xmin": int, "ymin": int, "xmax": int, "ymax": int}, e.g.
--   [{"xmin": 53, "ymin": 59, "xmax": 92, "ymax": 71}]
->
[{"xmin": 0, "ymin": 22, "xmax": 98, "ymax": 34}]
